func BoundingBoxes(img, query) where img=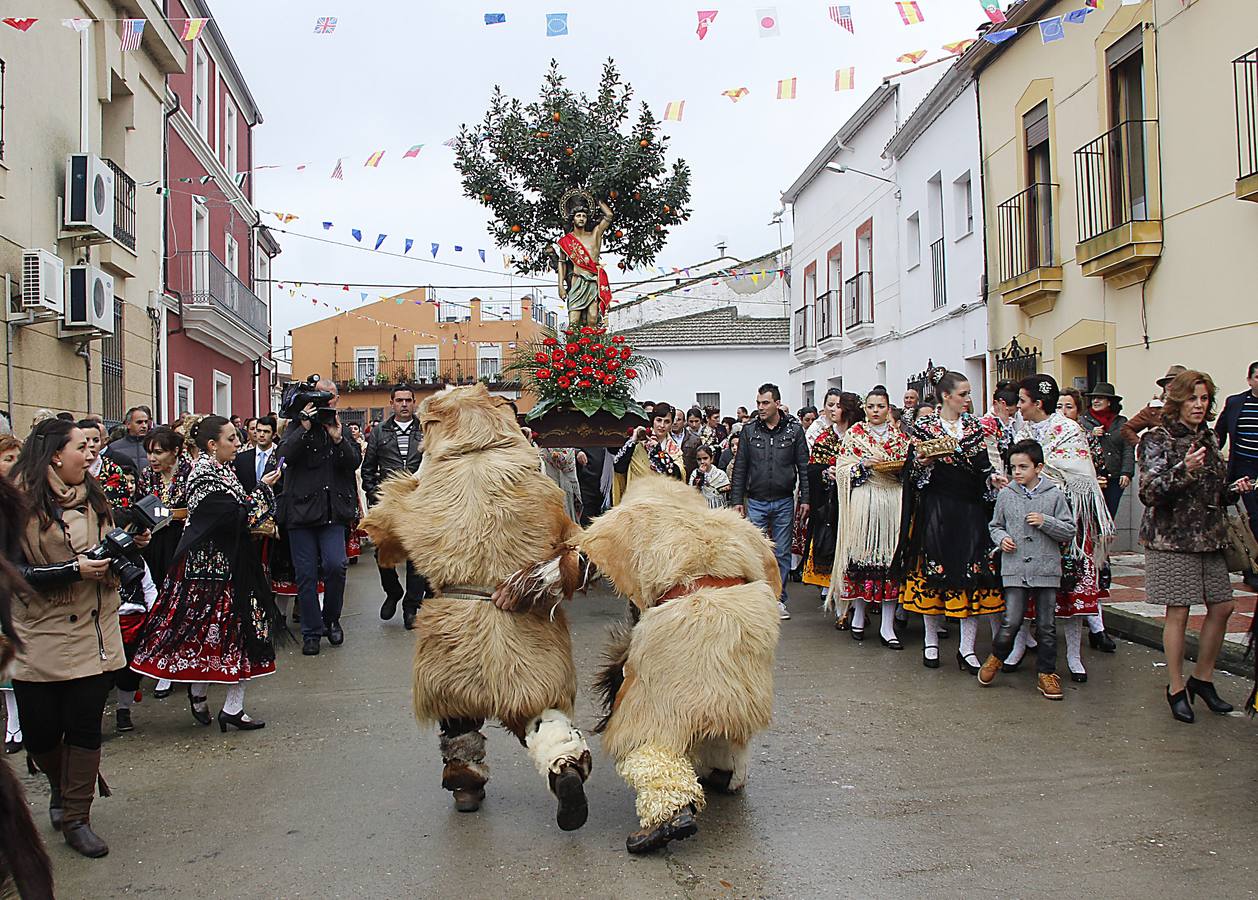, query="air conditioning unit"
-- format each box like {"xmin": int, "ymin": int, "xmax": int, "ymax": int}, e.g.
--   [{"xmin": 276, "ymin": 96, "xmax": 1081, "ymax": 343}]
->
[
  {"xmin": 64, "ymin": 153, "xmax": 115, "ymax": 238},
  {"xmin": 21, "ymin": 249, "xmax": 65, "ymax": 317},
  {"xmin": 65, "ymin": 264, "xmax": 114, "ymax": 333}
]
